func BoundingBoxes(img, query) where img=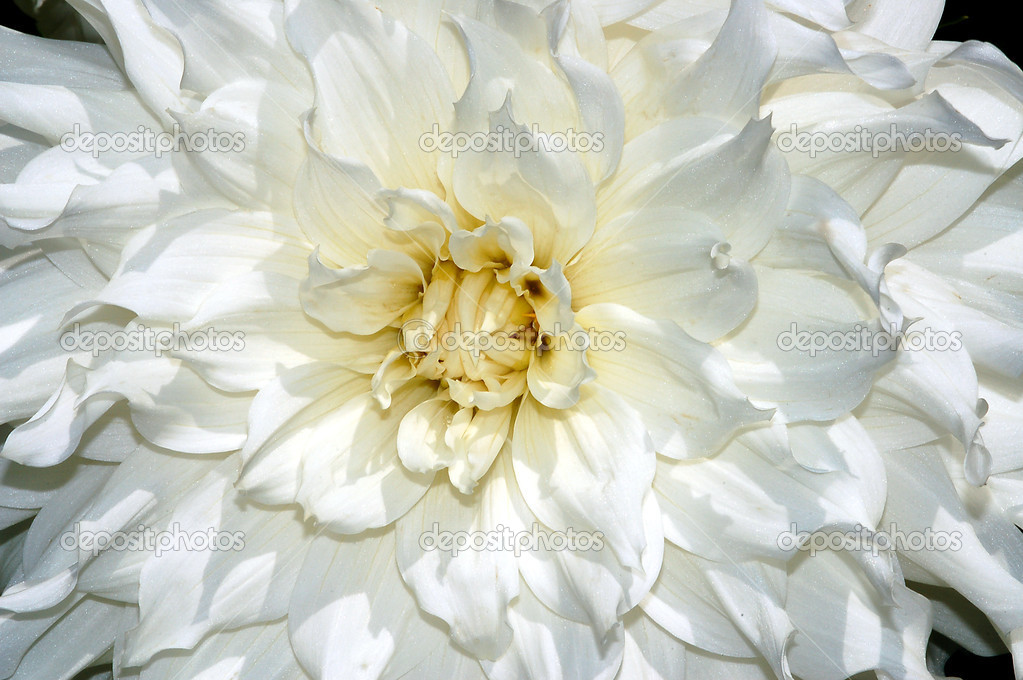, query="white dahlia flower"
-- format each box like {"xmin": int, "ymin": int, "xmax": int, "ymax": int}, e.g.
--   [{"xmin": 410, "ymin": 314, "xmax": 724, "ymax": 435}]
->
[{"xmin": 1, "ymin": 0, "xmax": 1022, "ymax": 678}]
